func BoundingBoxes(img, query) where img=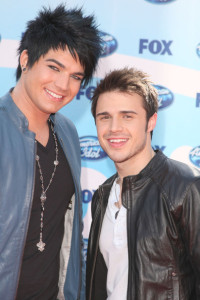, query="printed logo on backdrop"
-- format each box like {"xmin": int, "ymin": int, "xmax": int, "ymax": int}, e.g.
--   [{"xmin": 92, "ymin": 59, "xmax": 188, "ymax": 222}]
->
[
  {"xmin": 196, "ymin": 93, "xmax": 200, "ymax": 107},
  {"xmin": 139, "ymin": 39, "xmax": 173, "ymax": 55},
  {"xmin": 189, "ymin": 146, "xmax": 200, "ymax": 169},
  {"xmin": 153, "ymin": 145, "xmax": 166, "ymax": 152},
  {"xmin": 145, "ymin": 0, "xmax": 176, "ymax": 3},
  {"xmin": 81, "ymin": 167, "xmax": 107, "ymax": 259},
  {"xmin": 100, "ymin": 31, "xmax": 118, "ymax": 57},
  {"xmin": 80, "ymin": 136, "xmax": 107, "ymax": 160},
  {"xmin": 170, "ymin": 146, "xmax": 200, "ymax": 170},
  {"xmin": 153, "ymin": 85, "xmax": 174, "ymax": 109},
  {"xmin": 196, "ymin": 43, "xmax": 200, "ymax": 58},
  {"xmin": 76, "ymin": 85, "xmax": 95, "ymax": 100}
]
